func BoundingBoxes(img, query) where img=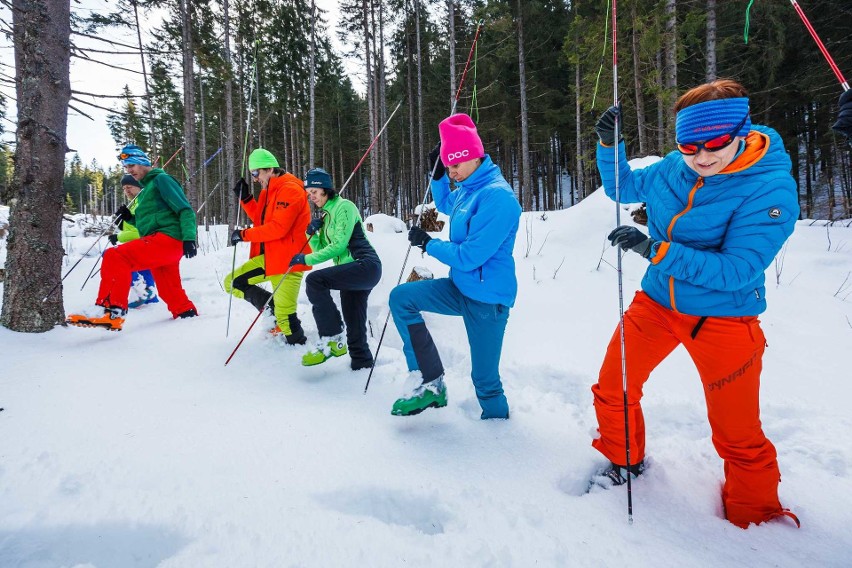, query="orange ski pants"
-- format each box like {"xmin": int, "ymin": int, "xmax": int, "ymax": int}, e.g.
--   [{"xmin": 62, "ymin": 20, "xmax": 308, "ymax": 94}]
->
[
  {"xmin": 592, "ymin": 291, "xmax": 784, "ymax": 528},
  {"xmin": 98, "ymin": 233, "xmax": 196, "ymax": 317}
]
